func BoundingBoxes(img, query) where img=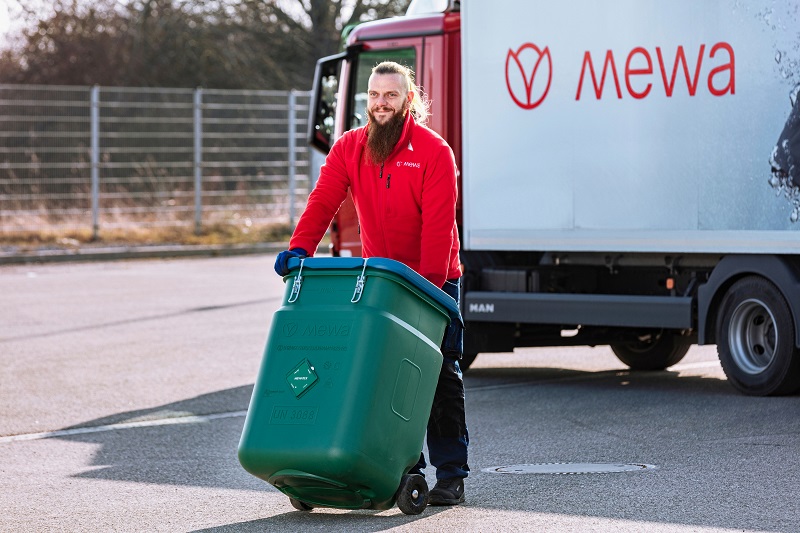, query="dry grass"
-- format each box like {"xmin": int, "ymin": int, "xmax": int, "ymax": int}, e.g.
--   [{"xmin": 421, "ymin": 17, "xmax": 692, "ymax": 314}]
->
[{"xmin": 0, "ymin": 223, "xmax": 301, "ymax": 251}]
